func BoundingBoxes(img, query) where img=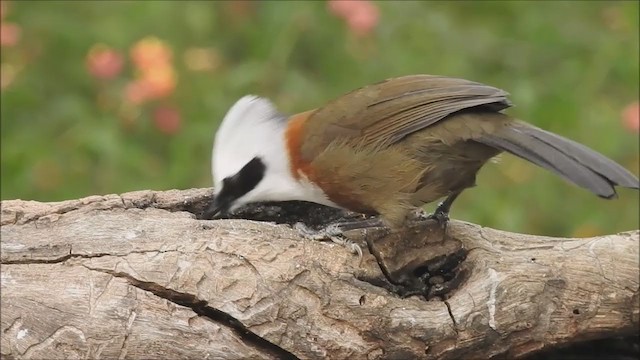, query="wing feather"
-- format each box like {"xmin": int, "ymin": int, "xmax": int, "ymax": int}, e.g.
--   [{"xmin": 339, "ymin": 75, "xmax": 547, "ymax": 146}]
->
[{"xmin": 300, "ymin": 75, "xmax": 511, "ymax": 159}]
